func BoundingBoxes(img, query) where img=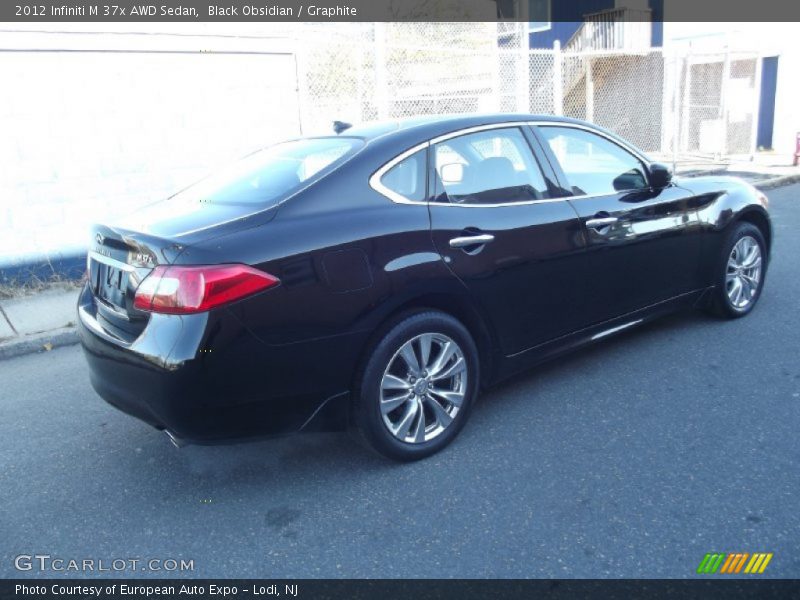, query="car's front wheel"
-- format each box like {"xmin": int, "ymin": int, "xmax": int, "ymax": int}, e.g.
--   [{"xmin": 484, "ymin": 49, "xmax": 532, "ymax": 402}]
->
[
  {"xmin": 709, "ymin": 221, "xmax": 767, "ymax": 318},
  {"xmin": 353, "ymin": 311, "xmax": 479, "ymax": 461}
]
